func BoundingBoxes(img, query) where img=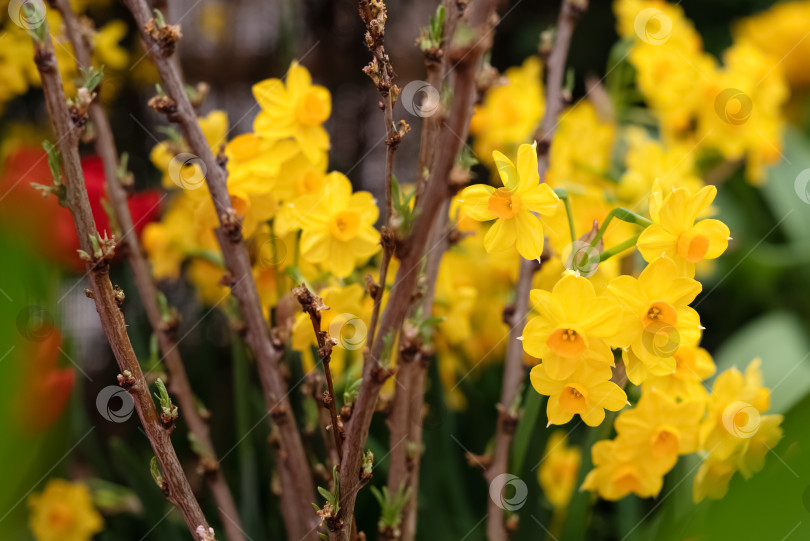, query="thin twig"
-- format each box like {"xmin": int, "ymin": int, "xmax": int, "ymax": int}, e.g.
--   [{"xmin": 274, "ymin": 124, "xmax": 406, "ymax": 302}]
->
[
  {"xmin": 51, "ymin": 2, "xmax": 245, "ymax": 538},
  {"xmin": 28, "ymin": 25, "xmax": 208, "ymax": 538},
  {"xmin": 386, "ymin": 2, "xmax": 459, "ymax": 534},
  {"xmin": 294, "ymin": 285, "xmax": 344, "ymax": 462},
  {"xmin": 332, "ymin": 1, "xmax": 500, "ymax": 539},
  {"xmin": 486, "ymin": 2, "xmax": 588, "ymax": 539},
  {"xmin": 358, "ymin": 0, "xmax": 407, "ymax": 348},
  {"xmin": 121, "ymin": 1, "xmax": 318, "ymax": 538}
]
